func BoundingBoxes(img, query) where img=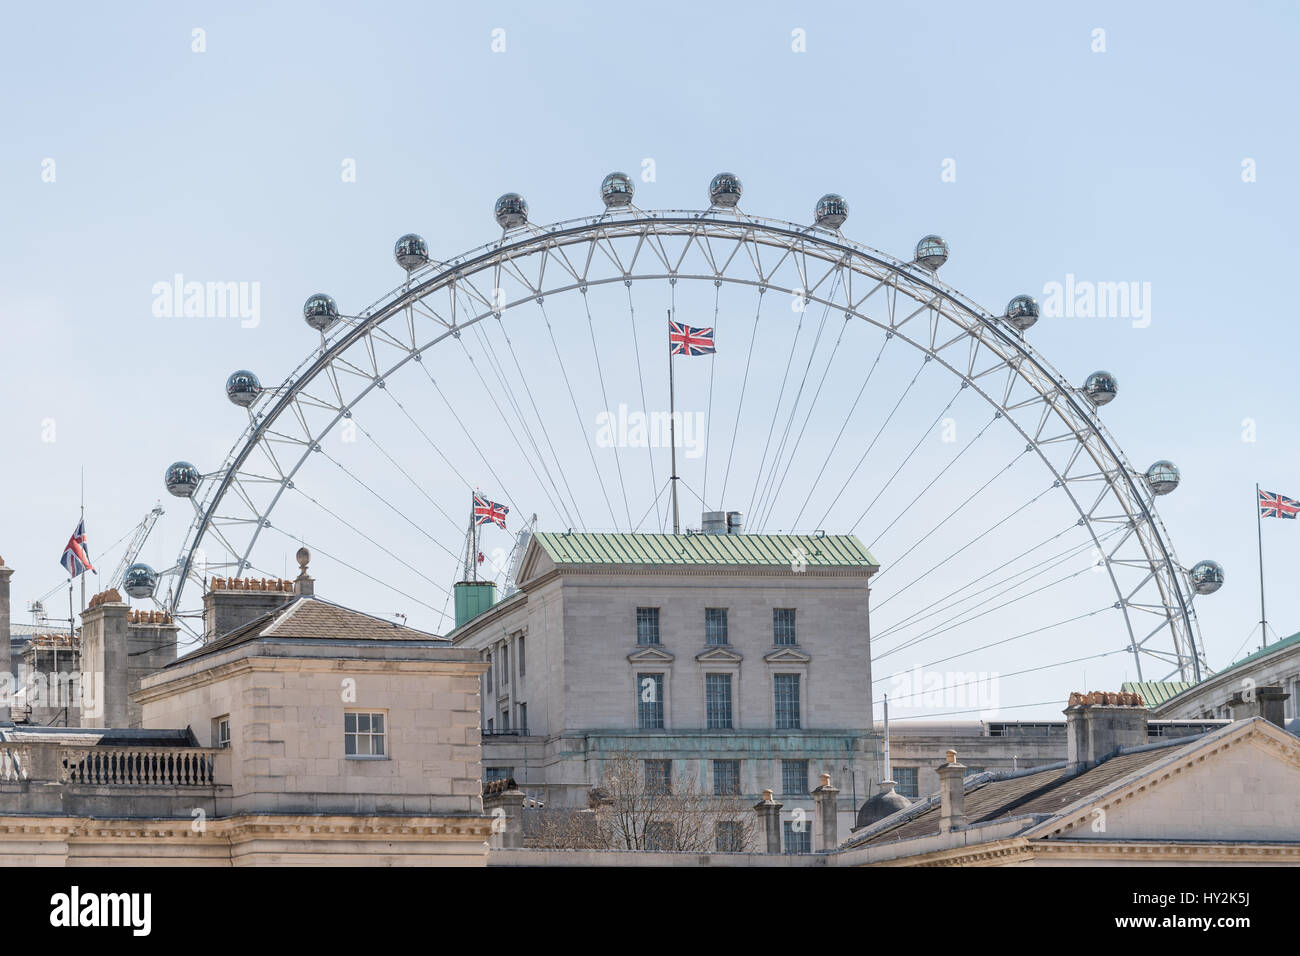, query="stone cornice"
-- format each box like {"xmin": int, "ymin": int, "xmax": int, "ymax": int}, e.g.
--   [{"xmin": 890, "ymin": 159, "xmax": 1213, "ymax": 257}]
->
[{"xmin": 0, "ymin": 814, "xmax": 494, "ymax": 842}]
